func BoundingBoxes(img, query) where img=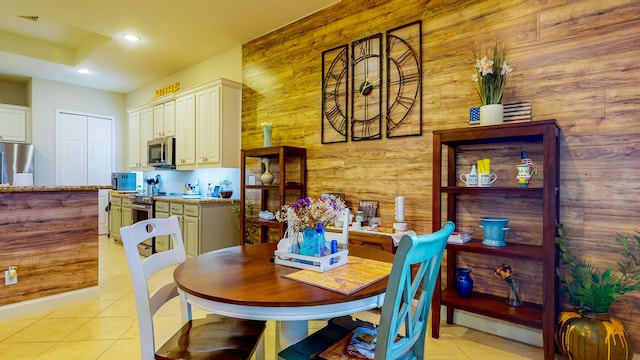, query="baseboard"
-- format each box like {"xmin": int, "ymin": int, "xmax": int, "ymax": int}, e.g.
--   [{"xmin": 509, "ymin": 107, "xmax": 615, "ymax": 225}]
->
[
  {"xmin": 0, "ymin": 286, "xmax": 100, "ymax": 321},
  {"xmin": 440, "ymin": 306, "xmax": 543, "ymax": 347}
]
